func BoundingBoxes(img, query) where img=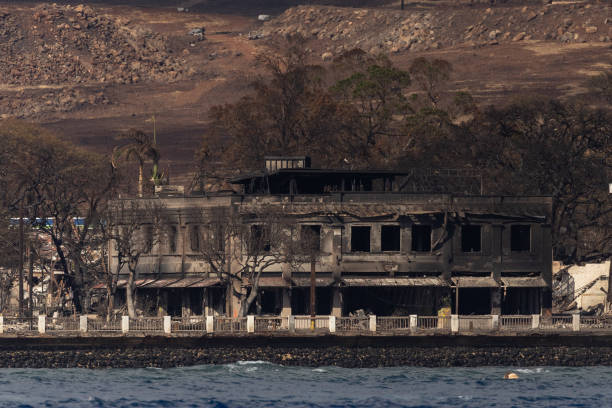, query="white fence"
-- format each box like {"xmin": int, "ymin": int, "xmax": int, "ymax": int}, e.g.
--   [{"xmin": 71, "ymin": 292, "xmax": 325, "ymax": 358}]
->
[{"xmin": 0, "ymin": 313, "xmax": 603, "ymax": 335}]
